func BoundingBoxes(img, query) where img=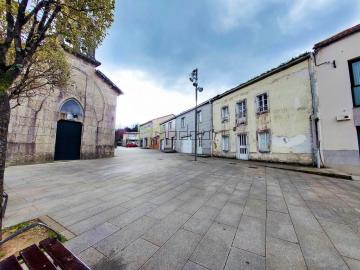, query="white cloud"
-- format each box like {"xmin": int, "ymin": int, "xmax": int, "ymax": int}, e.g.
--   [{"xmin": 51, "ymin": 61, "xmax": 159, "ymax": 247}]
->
[
  {"xmin": 287, "ymin": 0, "xmax": 336, "ymax": 22},
  {"xmin": 213, "ymin": 0, "xmax": 263, "ymax": 32},
  {"xmin": 277, "ymin": 0, "xmax": 357, "ymax": 33},
  {"xmin": 98, "ymin": 67, "xmax": 217, "ymax": 128},
  {"xmin": 213, "ymin": 0, "xmax": 360, "ymax": 34}
]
